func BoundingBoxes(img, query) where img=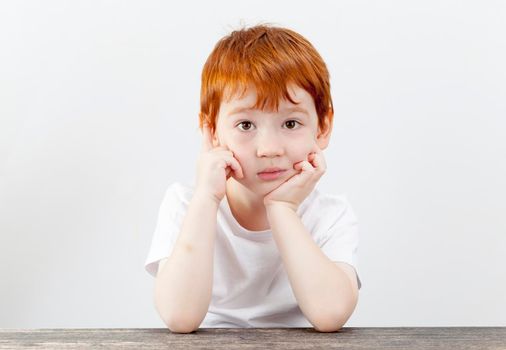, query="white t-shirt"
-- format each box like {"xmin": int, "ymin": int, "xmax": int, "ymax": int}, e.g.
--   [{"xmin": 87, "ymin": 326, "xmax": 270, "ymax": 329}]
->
[{"xmin": 145, "ymin": 182, "xmax": 362, "ymax": 328}]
